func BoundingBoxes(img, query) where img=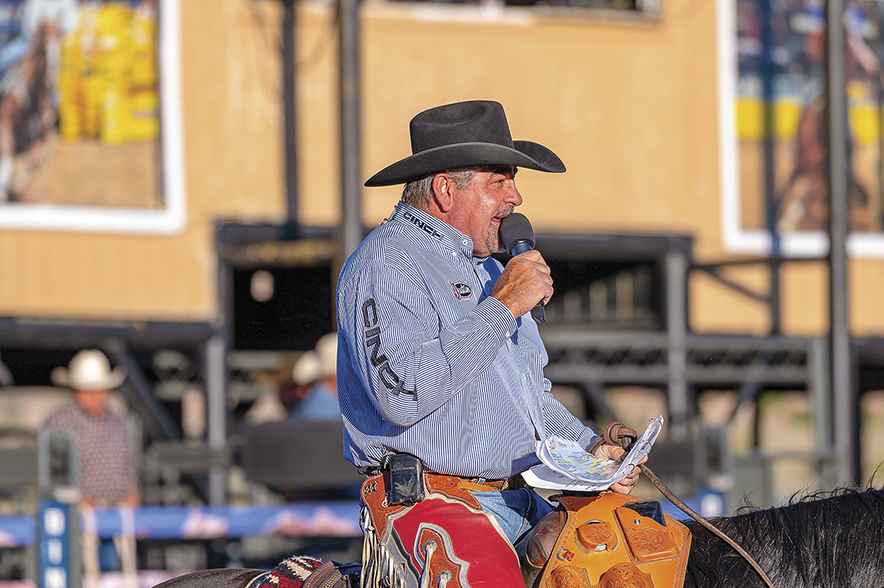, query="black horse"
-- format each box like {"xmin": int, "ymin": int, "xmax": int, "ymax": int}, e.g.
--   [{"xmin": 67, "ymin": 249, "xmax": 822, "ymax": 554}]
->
[
  {"xmin": 153, "ymin": 486, "xmax": 884, "ymax": 588},
  {"xmin": 684, "ymin": 486, "xmax": 884, "ymax": 587}
]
